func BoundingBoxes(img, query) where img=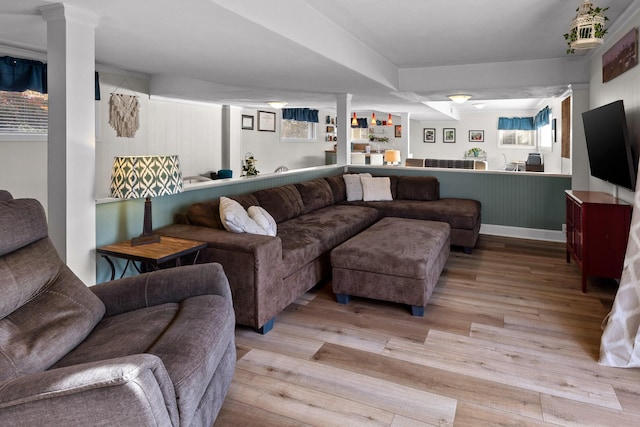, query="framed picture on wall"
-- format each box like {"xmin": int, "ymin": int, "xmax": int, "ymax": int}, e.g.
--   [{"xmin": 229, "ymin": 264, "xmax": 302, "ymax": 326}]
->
[
  {"xmin": 394, "ymin": 125, "xmax": 402, "ymax": 138},
  {"xmin": 443, "ymin": 128, "xmax": 456, "ymax": 143},
  {"xmin": 242, "ymin": 115, "xmax": 254, "ymax": 130},
  {"xmin": 469, "ymin": 130, "xmax": 484, "ymax": 142},
  {"xmin": 423, "ymin": 128, "xmax": 435, "ymax": 143},
  {"xmin": 258, "ymin": 110, "xmax": 276, "ymax": 132}
]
